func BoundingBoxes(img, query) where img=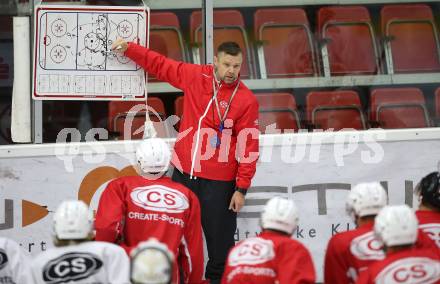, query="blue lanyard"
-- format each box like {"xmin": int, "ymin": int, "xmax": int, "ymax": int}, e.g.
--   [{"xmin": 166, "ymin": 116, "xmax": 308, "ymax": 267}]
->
[
  {"xmin": 213, "ymin": 80, "xmax": 240, "ymax": 132},
  {"xmin": 209, "ymin": 79, "xmax": 240, "ymax": 148}
]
